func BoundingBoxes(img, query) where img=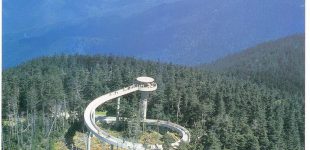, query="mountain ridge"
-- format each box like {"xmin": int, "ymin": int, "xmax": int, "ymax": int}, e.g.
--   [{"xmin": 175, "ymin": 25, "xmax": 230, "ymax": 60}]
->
[
  {"xmin": 205, "ymin": 34, "xmax": 305, "ymax": 94},
  {"xmin": 3, "ymin": 0, "xmax": 304, "ymax": 68}
]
